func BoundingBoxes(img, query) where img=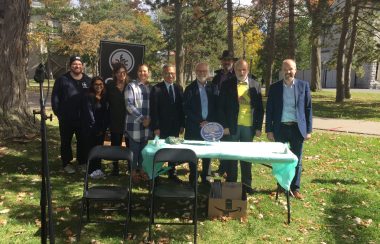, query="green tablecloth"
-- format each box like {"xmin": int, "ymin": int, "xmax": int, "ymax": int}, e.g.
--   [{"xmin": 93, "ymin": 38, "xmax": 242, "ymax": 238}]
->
[{"xmin": 141, "ymin": 140, "xmax": 298, "ymax": 190}]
